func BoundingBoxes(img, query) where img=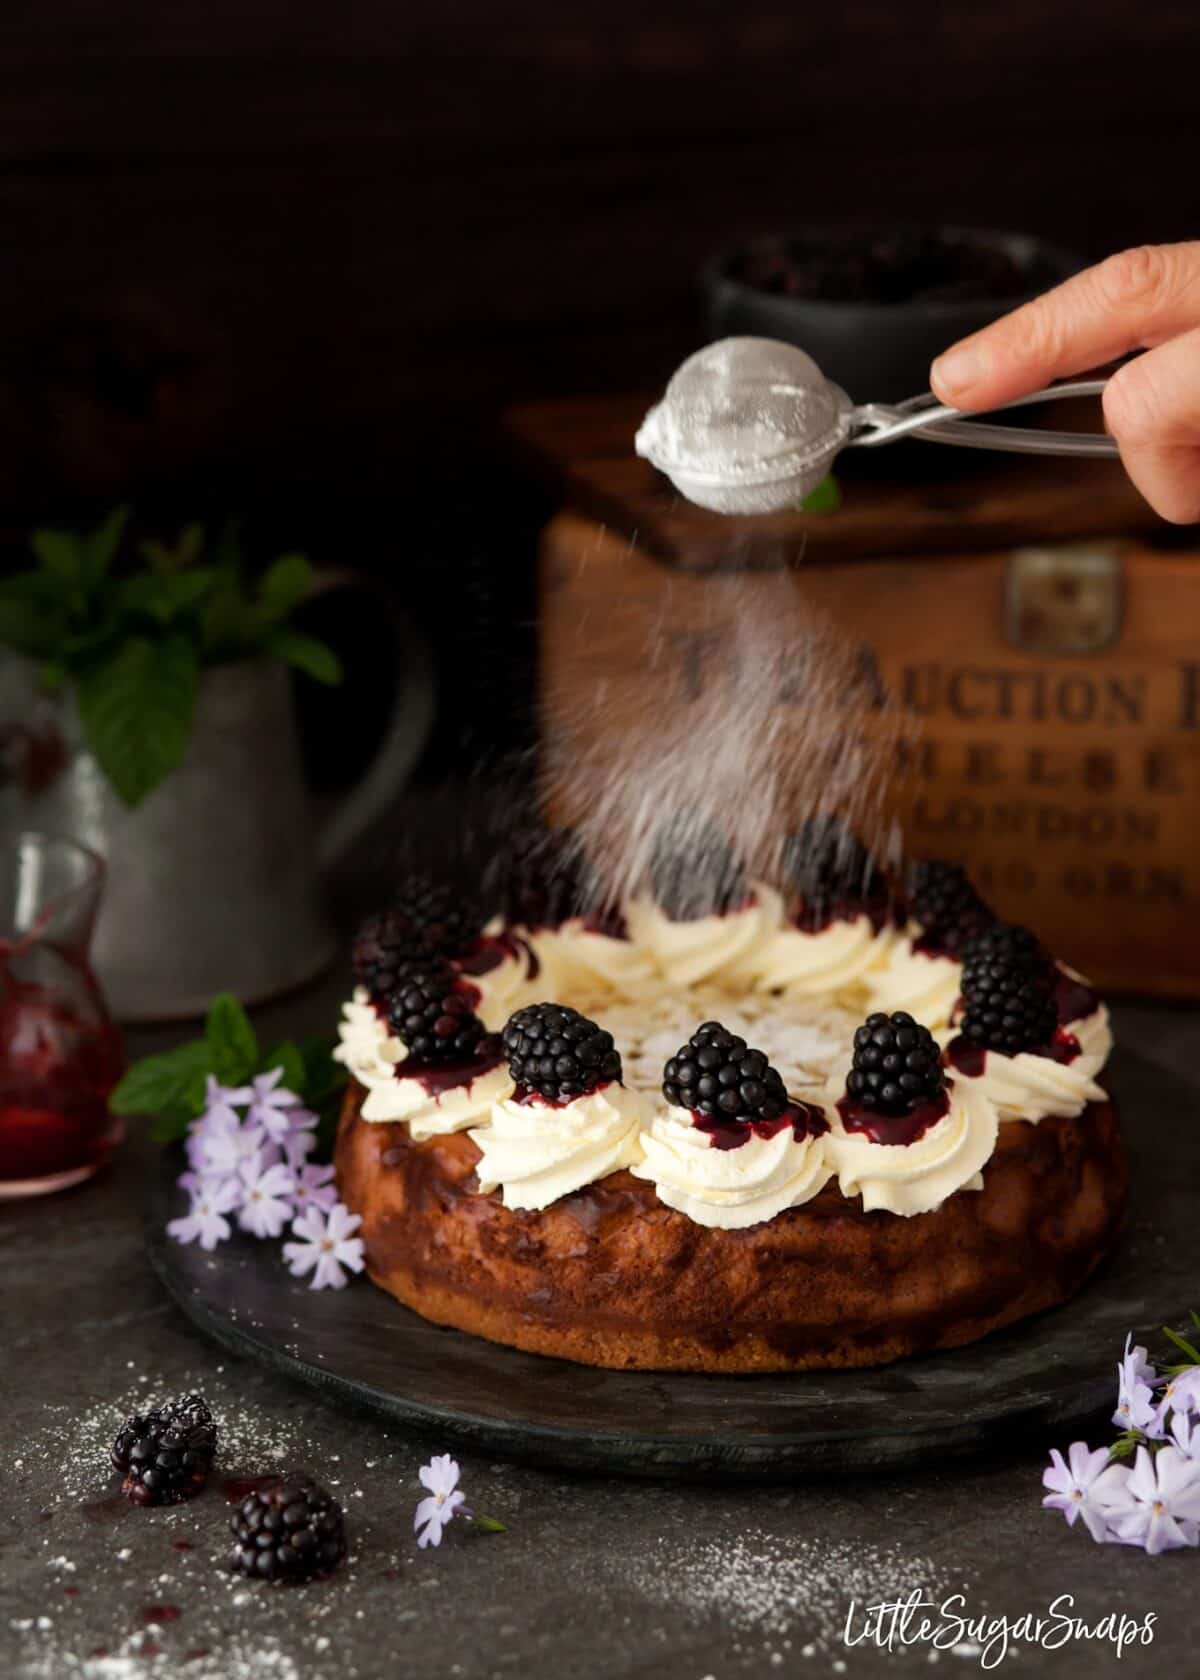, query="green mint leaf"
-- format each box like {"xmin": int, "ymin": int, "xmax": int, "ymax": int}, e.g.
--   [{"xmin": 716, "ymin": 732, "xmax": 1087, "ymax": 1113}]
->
[
  {"xmin": 83, "ymin": 506, "xmax": 130, "ymax": 587},
  {"xmin": 258, "ymin": 554, "xmax": 313, "ymax": 623},
  {"xmin": 265, "ymin": 628, "xmax": 342, "ymax": 685},
  {"xmin": 1162, "ymin": 1325, "xmax": 1200, "ymax": 1366},
  {"xmin": 76, "ymin": 634, "xmax": 199, "ymax": 807},
  {"xmin": 148, "ymin": 1105, "xmax": 200, "ymax": 1142},
  {"xmin": 206, "ymin": 992, "xmax": 258, "ymax": 1085},
  {"xmin": 261, "ymin": 1039, "xmax": 306, "ymax": 1095},
  {"xmin": 31, "ymin": 527, "xmax": 84, "ymax": 586},
  {"xmin": 799, "ymin": 475, "xmax": 842, "ymax": 514},
  {"xmin": 109, "ymin": 1039, "xmax": 212, "ymax": 1118},
  {"xmin": 119, "ymin": 570, "xmax": 218, "ymax": 626},
  {"xmin": 468, "ymin": 1515, "xmax": 507, "ymax": 1534},
  {"xmin": 0, "ymin": 595, "xmax": 62, "ymax": 659}
]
